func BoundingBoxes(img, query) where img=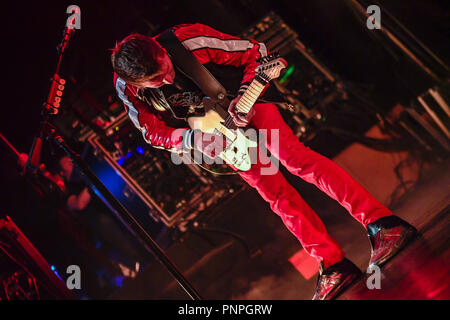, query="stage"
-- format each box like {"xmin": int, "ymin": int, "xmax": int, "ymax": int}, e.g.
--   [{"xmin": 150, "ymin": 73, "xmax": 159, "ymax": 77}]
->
[
  {"xmin": 109, "ymin": 150, "xmax": 449, "ymax": 300},
  {"xmin": 0, "ymin": 0, "xmax": 448, "ymax": 301}
]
